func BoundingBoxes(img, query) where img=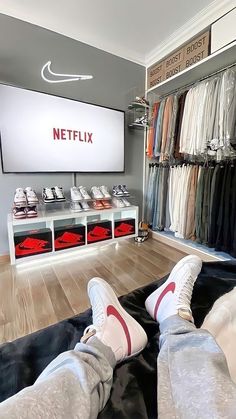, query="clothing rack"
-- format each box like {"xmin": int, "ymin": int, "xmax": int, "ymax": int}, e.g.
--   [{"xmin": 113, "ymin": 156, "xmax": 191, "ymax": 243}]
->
[{"xmin": 156, "ymin": 61, "xmax": 236, "ymax": 100}]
